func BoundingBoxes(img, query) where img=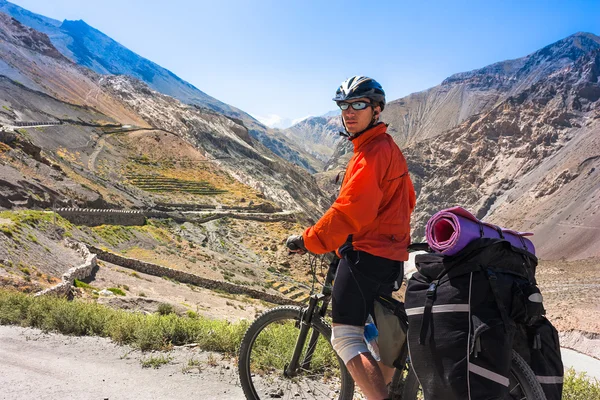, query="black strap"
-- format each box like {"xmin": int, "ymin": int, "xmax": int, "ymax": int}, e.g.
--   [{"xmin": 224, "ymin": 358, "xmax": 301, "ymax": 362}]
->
[
  {"xmin": 477, "ymin": 221, "xmax": 485, "ymax": 237},
  {"xmin": 338, "ymin": 235, "xmax": 354, "ymax": 258},
  {"xmin": 517, "ymin": 234, "xmax": 529, "ymax": 252},
  {"xmin": 419, "ymin": 280, "xmax": 439, "ymax": 345},
  {"xmin": 494, "ymin": 225, "xmax": 505, "ymax": 239},
  {"xmin": 476, "ymin": 222, "xmax": 505, "ymax": 240},
  {"xmin": 483, "ymin": 268, "xmax": 511, "ymax": 332}
]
